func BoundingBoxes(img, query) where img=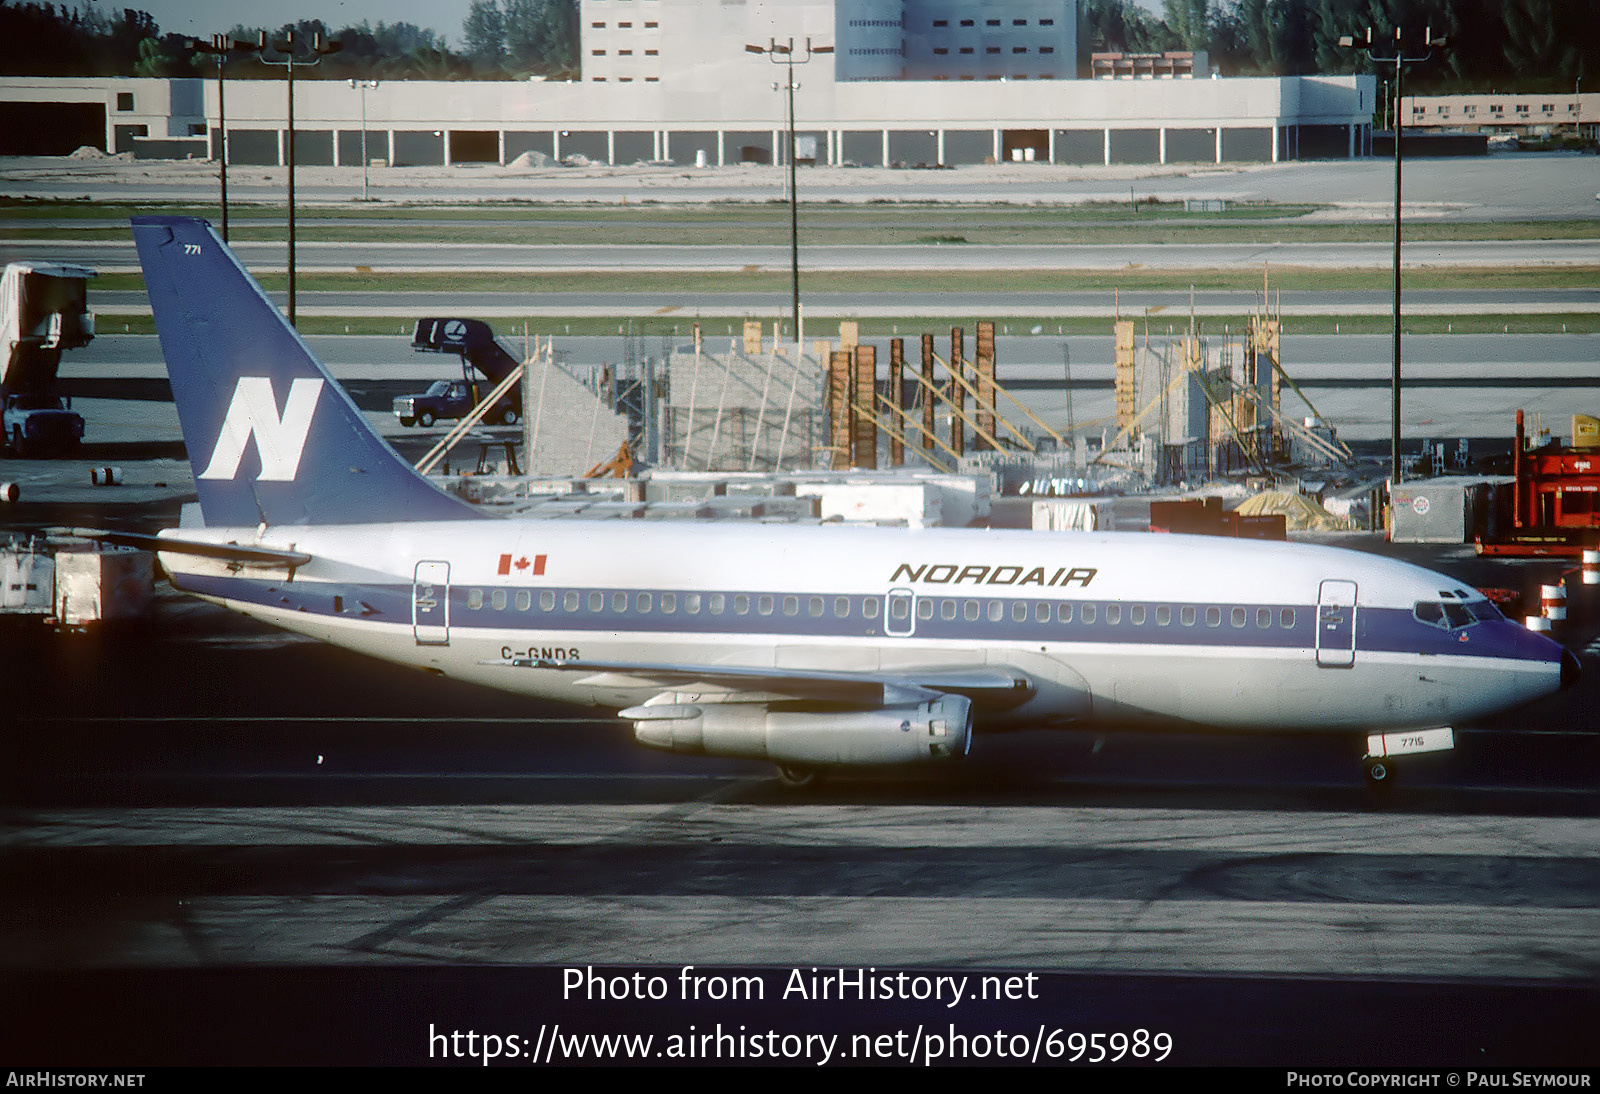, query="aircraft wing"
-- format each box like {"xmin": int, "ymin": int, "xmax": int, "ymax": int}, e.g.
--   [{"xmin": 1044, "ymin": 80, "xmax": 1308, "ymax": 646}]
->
[{"xmin": 493, "ymin": 655, "xmax": 1034, "ymax": 709}]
